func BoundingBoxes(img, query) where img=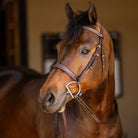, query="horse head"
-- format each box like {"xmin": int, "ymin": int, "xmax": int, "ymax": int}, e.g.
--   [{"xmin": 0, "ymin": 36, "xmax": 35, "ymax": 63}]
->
[{"xmin": 39, "ymin": 2, "xmax": 114, "ymax": 113}]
